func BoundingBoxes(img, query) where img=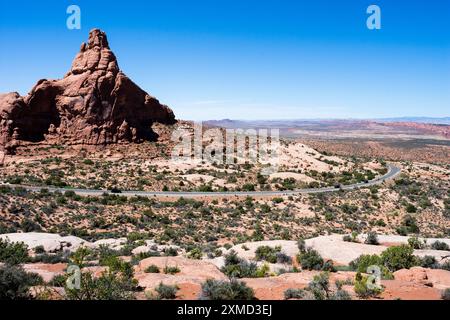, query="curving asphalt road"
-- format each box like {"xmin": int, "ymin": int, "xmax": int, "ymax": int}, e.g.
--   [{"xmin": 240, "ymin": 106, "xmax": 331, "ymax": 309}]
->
[{"xmin": 1, "ymin": 164, "xmax": 401, "ymax": 198}]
